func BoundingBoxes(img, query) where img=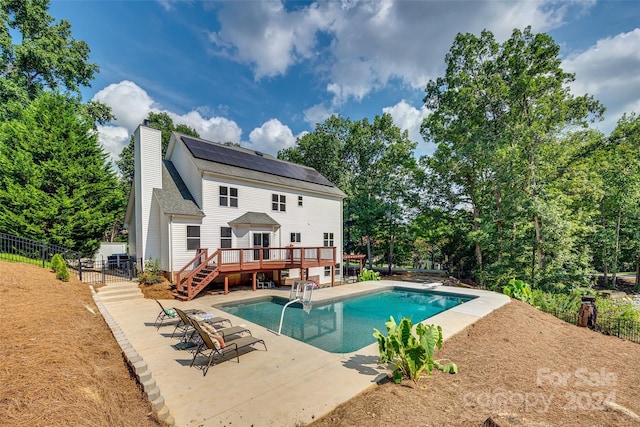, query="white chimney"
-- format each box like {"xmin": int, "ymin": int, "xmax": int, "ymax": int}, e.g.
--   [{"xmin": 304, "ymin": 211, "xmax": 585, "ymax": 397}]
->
[{"xmin": 133, "ymin": 123, "xmax": 162, "ymax": 264}]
